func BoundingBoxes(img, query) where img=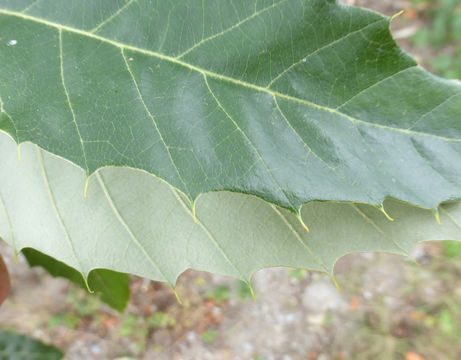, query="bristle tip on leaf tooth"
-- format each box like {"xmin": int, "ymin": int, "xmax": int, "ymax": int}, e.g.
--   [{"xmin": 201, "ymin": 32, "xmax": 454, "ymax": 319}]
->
[
  {"xmin": 172, "ymin": 287, "xmax": 182, "ymax": 305},
  {"xmin": 247, "ymin": 281, "xmax": 257, "ymax": 301},
  {"xmin": 378, "ymin": 205, "xmax": 394, "ymax": 222},
  {"xmin": 331, "ymin": 275, "xmax": 341, "ymax": 293},
  {"xmin": 433, "ymin": 210, "xmax": 442, "ymax": 225},
  {"xmin": 83, "ymin": 177, "xmax": 89, "ymax": 199},
  {"xmin": 296, "ymin": 213, "xmax": 310, "ymax": 233},
  {"xmin": 391, "ymin": 9, "xmax": 405, "ymax": 21},
  {"xmin": 82, "ymin": 275, "xmax": 94, "ymax": 294}
]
